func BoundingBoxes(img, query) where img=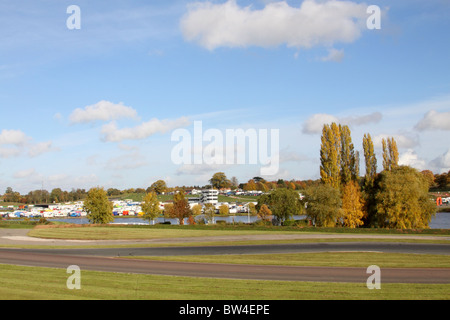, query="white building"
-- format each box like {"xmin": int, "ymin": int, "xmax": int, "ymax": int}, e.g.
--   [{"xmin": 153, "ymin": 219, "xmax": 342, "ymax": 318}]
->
[{"xmin": 200, "ymin": 189, "xmax": 219, "ymax": 204}]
